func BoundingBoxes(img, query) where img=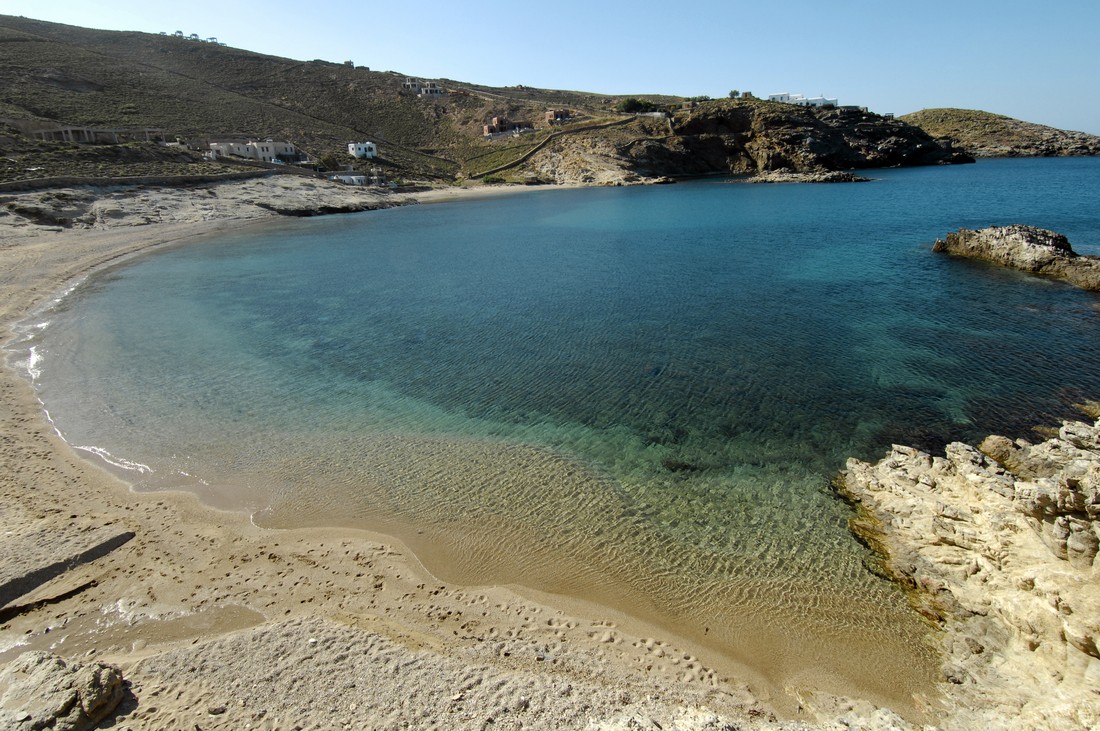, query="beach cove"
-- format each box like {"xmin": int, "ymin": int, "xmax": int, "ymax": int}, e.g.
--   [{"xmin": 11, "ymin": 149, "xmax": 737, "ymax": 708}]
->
[
  {"xmin": 0, "ymin": 177, "xmax": 900, "ymax": 730},
  {"xmin": 2, "ymin": 162, "xmax": 1099, "ymax": 729}
]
